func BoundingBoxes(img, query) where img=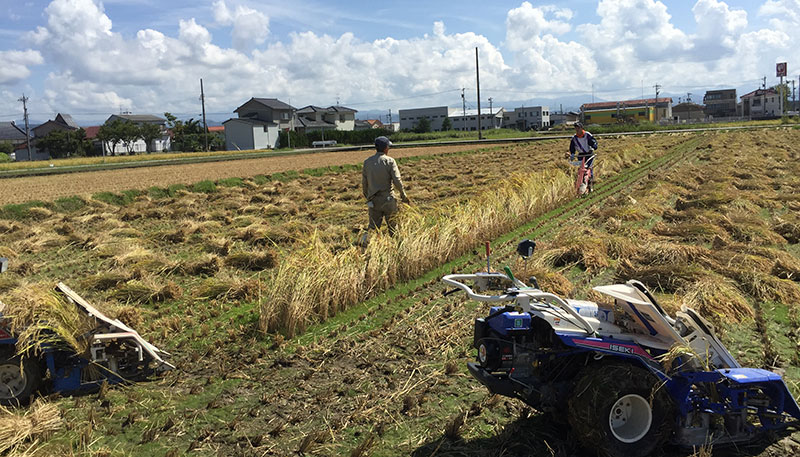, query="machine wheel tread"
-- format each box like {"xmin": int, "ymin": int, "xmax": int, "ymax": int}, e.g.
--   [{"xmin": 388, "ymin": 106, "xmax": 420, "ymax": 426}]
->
[
  {"xmin": 0, "ymin": 354, "xmax": 42, "ymax": 406},
  {"xmin": 568, "ymin": 362, "xmax": 674, "ymax": 457}
]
